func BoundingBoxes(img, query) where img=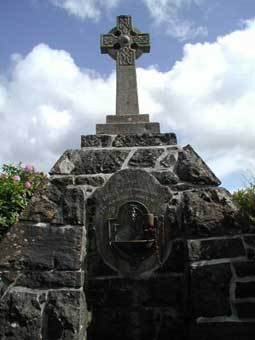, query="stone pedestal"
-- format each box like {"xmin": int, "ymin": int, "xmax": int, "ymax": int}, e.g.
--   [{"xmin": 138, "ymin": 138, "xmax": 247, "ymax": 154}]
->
[
  {"xmin": 96, "ymin": 114, "xmax": 160, "ymax": 135},
  {"xmin": 0, "ymin": 133, "xmax": 255, "ymax": 340}
]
